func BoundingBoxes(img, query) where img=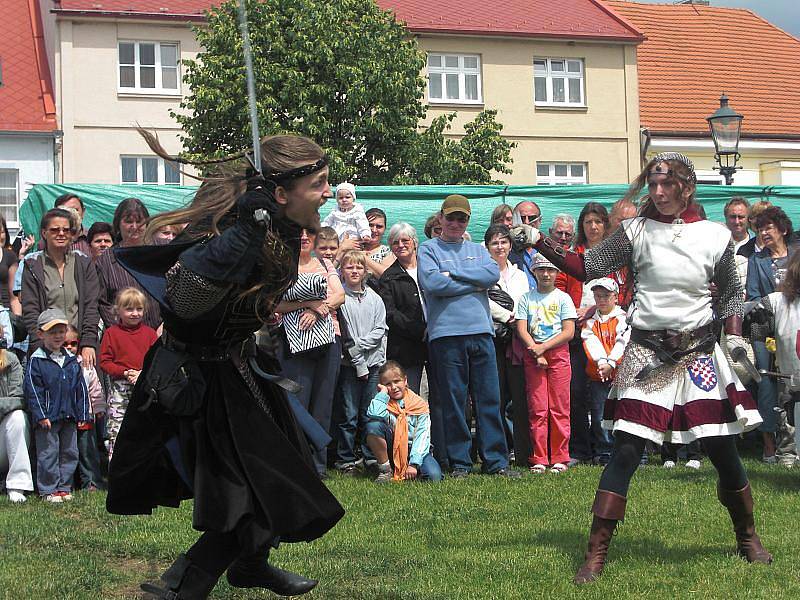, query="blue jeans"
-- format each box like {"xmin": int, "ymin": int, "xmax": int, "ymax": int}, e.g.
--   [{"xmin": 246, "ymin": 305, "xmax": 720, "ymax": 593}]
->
[
  {"xmin": 753, "ymin": 340, "xmax": 777, "ymax": 433},
  {"xmin": 365, "ymin": 419, "xmax": 442, "ymax": 481},
  {"xmin": 335, "ymin": 365, "xmax": 380, "ymax": 465},
  {"xmin": 279, "ymin": 337, "xmax": 342, "ymax": 474},
  {"xmin": 429, "ymin": 334, "xmax": 509, "ymax": 473},
  {"xmin": 588, "ymin": 380, "xmax": 613, "ymax": 462}
]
